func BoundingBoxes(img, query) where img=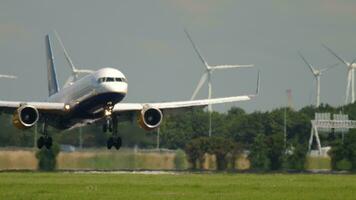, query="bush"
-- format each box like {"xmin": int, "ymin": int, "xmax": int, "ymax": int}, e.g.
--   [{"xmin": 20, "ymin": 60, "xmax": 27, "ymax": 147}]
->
[
  {"xmin": 35, "ymin": 144, "xmax": 60, "ymax": 171},
  {"xmin": 174, "ymin": 149, "xmax": 187, "ymax": 170},
  {"xmin": 336, "ymin": 159, "xmax": 352, "ymax": 171},
  {"xmin": 284, "ymin": 142, "xmax": 308, "ymax": 171}
]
